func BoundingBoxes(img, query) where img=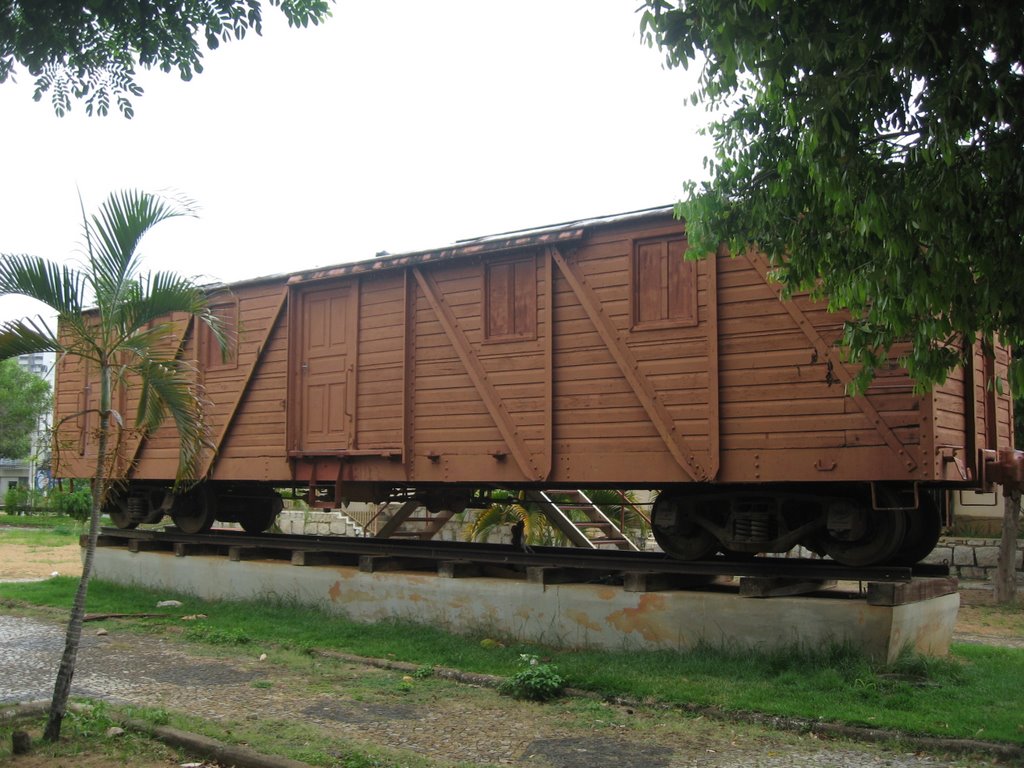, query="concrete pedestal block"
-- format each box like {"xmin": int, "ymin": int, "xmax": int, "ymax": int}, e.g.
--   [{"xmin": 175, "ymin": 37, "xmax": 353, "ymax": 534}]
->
[{"xmin": 92, "ymin": 549, "xmax": 958, "ymax": 663}]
